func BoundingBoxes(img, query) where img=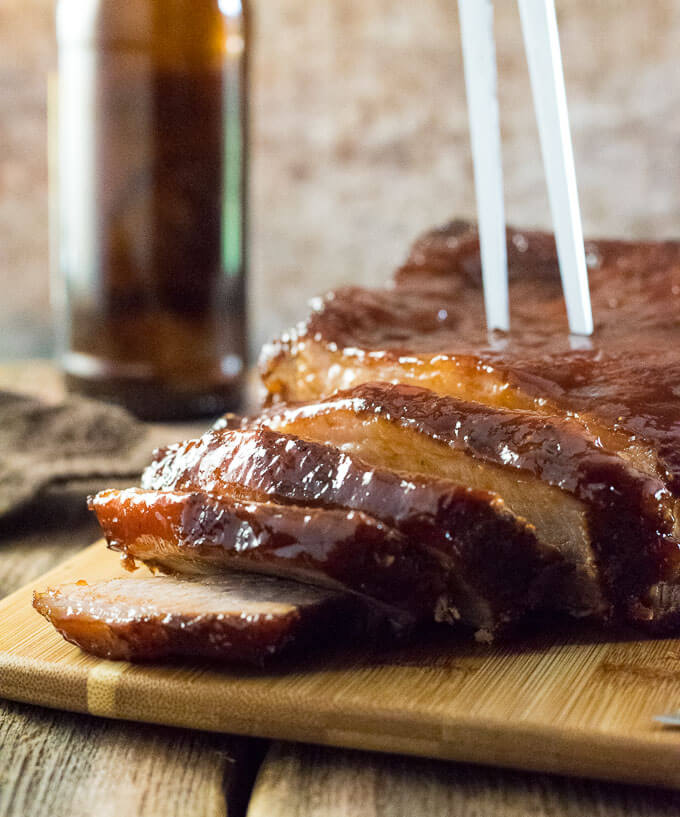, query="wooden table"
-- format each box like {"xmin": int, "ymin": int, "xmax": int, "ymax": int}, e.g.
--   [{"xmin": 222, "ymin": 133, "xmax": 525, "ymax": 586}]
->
[{"xmin": 2, "ymin": 363, "xmax": 680, "ymax": 816}]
